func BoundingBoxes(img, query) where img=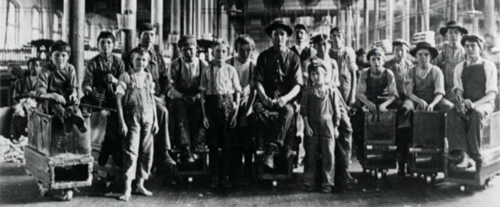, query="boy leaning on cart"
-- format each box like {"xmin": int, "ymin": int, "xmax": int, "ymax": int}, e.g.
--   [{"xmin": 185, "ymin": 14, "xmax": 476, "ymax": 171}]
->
[{"xmin": 37, "ymin": 40, "xmax": 87, "ymax": 133}]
